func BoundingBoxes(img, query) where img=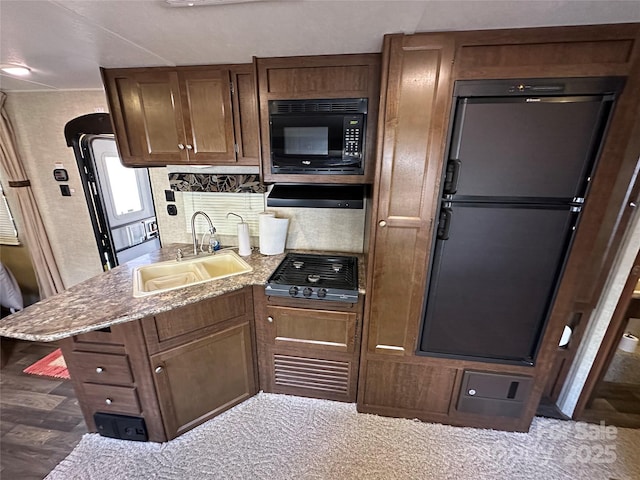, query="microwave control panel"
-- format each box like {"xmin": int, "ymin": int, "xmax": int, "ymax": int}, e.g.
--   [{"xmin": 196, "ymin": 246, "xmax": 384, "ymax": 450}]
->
[{"xmin": 343, "ymin": 116, "xmax": 363, "ymax": 158}]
